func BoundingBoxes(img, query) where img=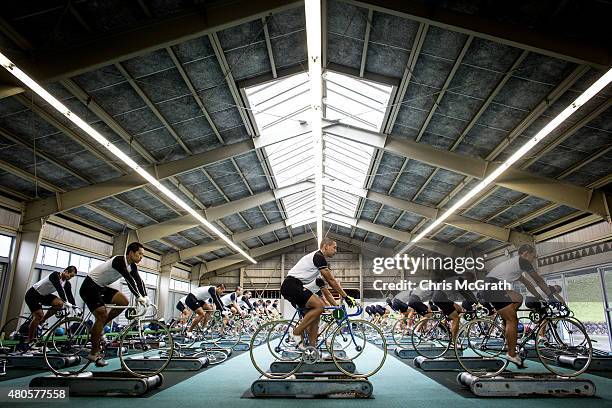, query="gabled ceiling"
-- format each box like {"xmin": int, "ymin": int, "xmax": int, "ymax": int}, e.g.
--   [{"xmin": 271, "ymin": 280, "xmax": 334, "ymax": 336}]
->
[{"xmin": 0, "ymin": 0, "xmax": 610, "ymax": 271}]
